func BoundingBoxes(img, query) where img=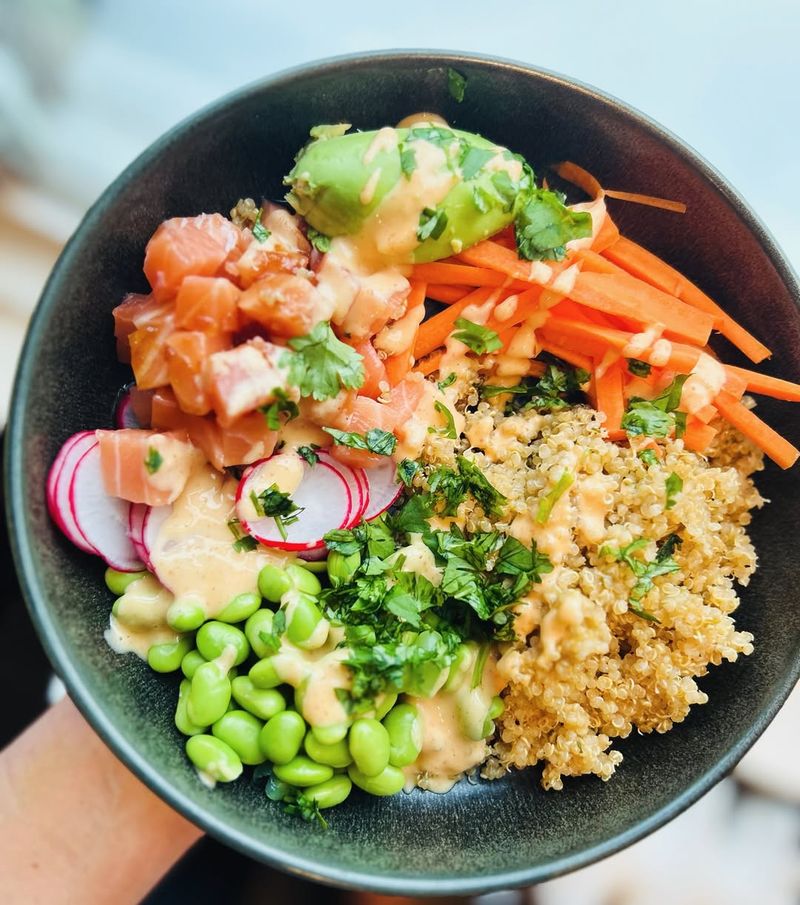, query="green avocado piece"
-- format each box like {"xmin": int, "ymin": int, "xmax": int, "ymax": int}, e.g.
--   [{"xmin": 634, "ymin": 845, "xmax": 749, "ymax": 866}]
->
[{"xmin": 284, "ymin": 124, "xmax": 533, "ymax": 264}]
